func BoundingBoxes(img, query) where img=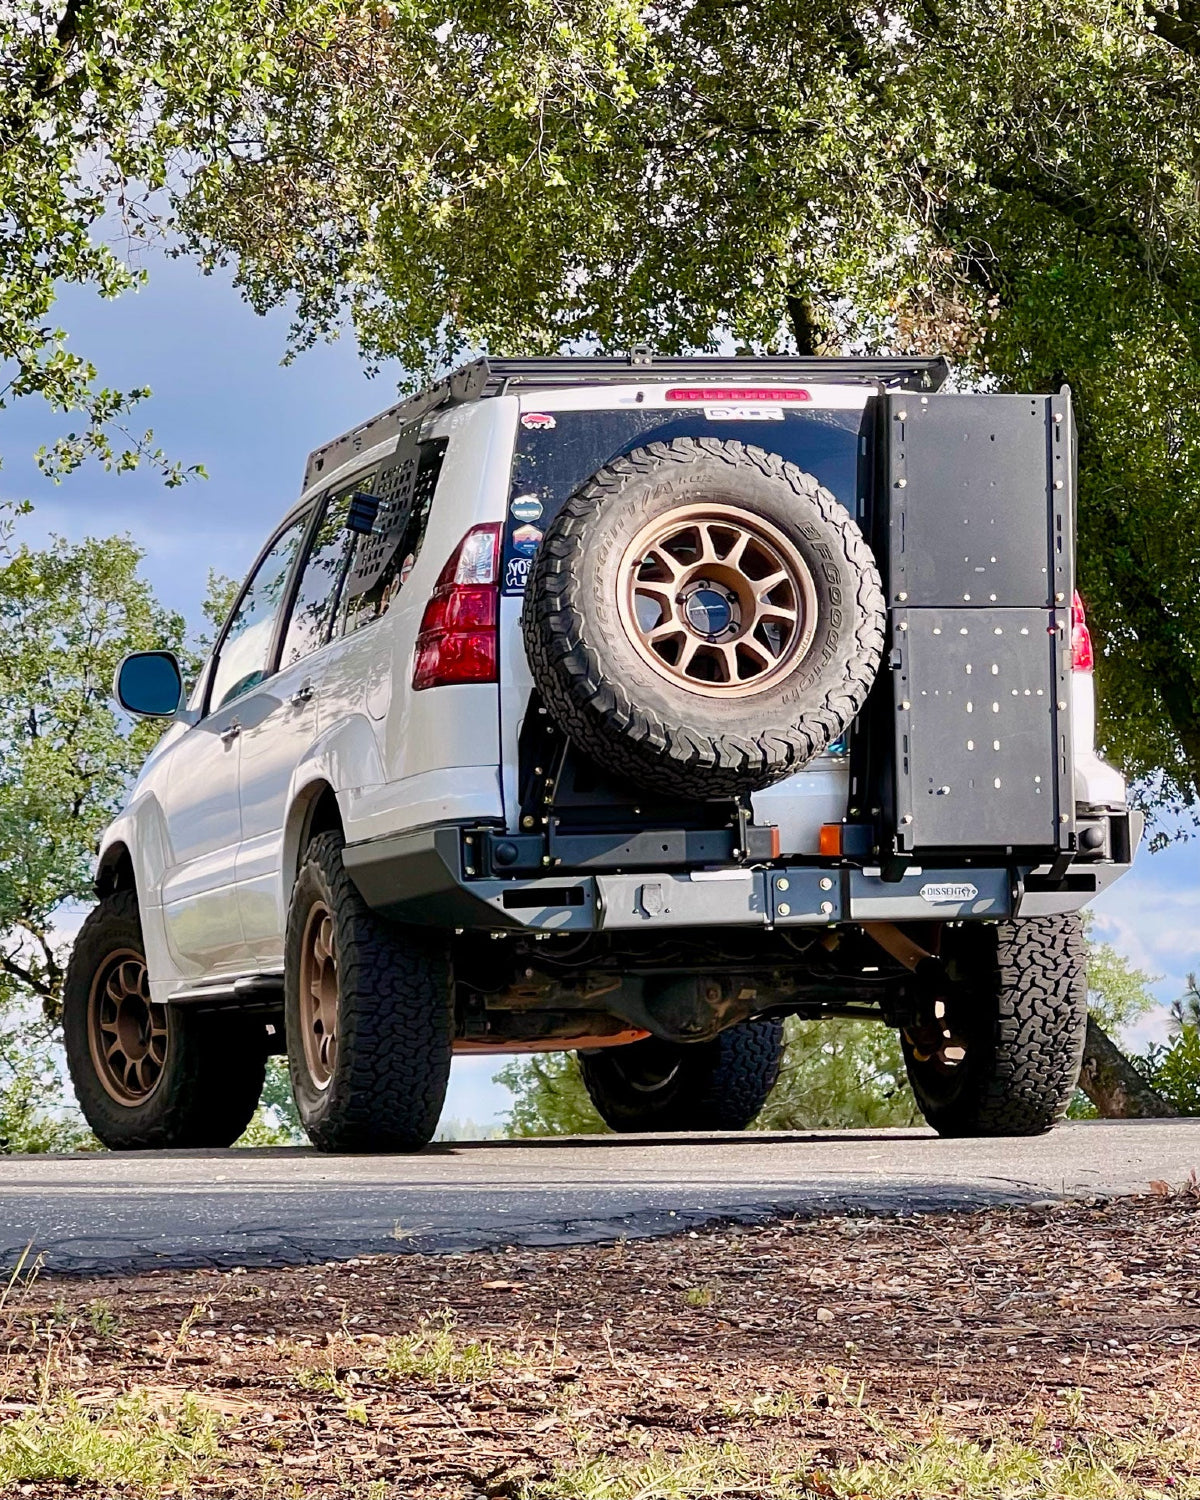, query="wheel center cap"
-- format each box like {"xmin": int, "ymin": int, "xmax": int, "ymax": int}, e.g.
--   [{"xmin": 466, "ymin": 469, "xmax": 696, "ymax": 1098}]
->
[{"xmin": 684, "ymin": 587, "xmax": 733, "ymax": 636}]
